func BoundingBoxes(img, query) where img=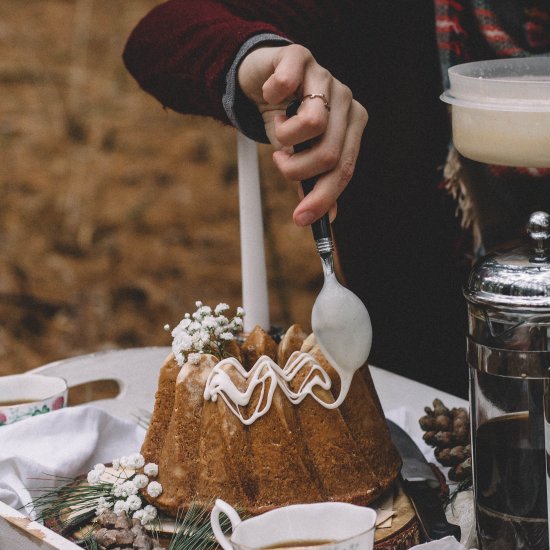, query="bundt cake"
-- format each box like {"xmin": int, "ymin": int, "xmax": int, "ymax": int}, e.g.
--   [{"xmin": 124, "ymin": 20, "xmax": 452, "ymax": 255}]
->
[{"xmin": 142, "ymin": 306, "xmax": 401, "ymax": 516}]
